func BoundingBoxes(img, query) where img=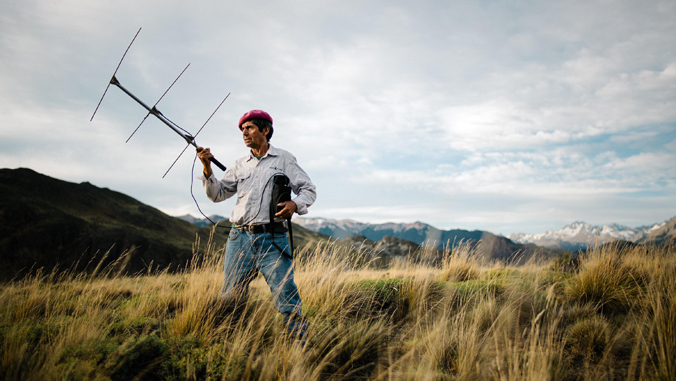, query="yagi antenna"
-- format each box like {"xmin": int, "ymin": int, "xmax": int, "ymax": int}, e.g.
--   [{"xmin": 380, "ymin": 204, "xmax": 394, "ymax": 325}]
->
[{"xmin": 90, "ymin": 27, "xmax": 228, "ymax": 176}]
